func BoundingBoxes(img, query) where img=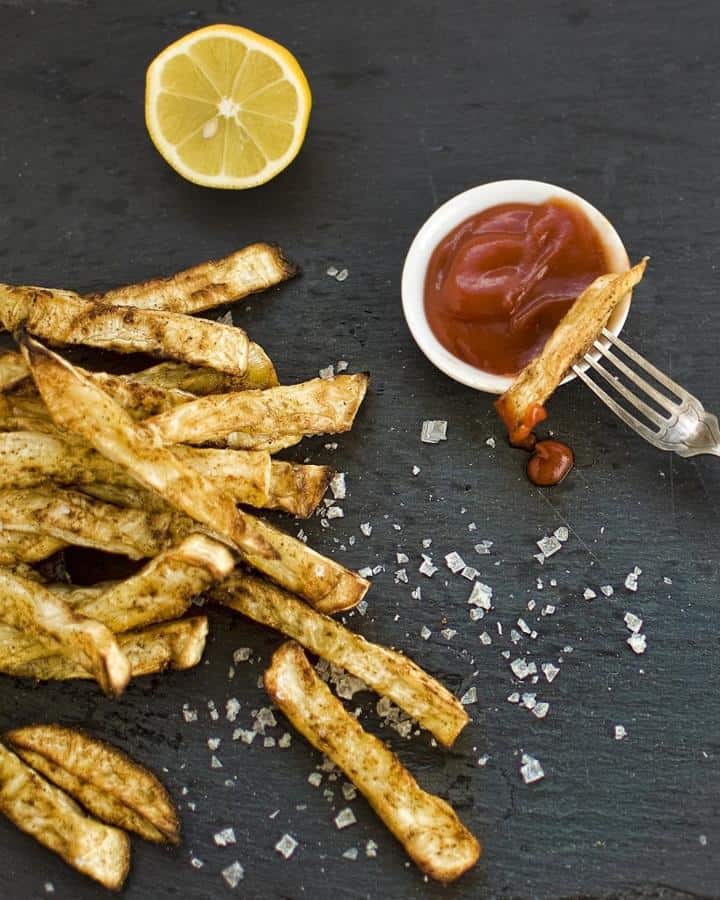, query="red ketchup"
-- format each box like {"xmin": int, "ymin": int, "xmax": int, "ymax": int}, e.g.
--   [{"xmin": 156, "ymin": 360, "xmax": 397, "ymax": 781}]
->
[
  {"xmin": 424, "ymin": 199, "xmax": 608, "ymax": 376},
  {"xmin": 527, "ymin": 440, "xmax": 575, "ymax": 486}
]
